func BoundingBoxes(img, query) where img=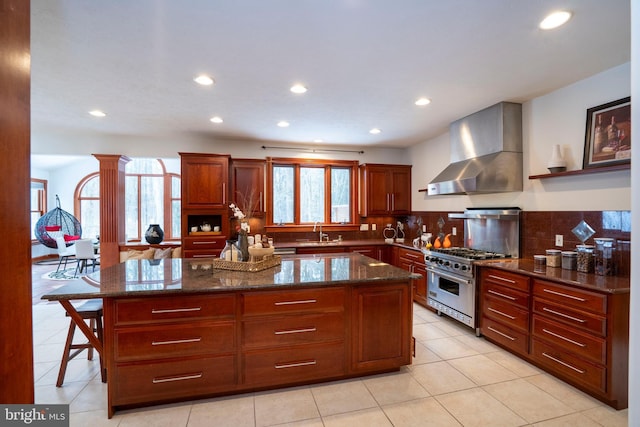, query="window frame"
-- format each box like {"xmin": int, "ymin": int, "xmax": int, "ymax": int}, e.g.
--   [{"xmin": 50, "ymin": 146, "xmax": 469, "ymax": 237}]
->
[
  {"xmin": 30, "ymin": 178, "xmax": 47, "ymax": 242},
  {"xmin": 265, "ymin": 157, "xmax": 359, "ymax": 232}
]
